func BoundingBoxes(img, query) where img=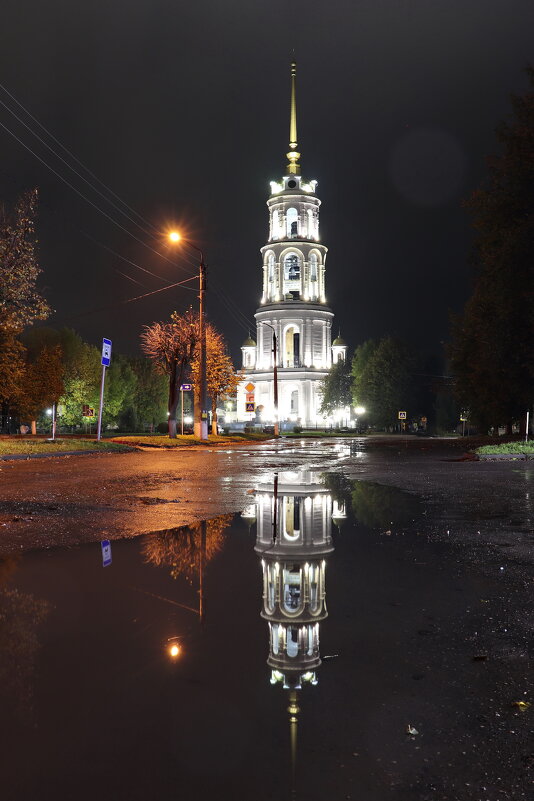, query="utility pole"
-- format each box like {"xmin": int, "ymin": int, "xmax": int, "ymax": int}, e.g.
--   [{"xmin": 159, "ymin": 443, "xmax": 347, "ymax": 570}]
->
[
  {"xmin": 198, "ymin": 259, "xmax": 208, "ymax": 441},
  {"xmin": 272, "ymin": 331, "xmax": 279, "ymax": 437}
]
